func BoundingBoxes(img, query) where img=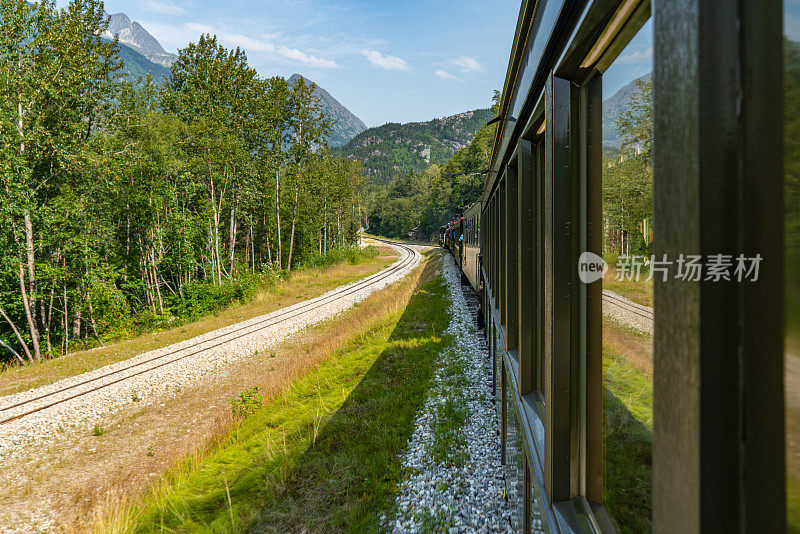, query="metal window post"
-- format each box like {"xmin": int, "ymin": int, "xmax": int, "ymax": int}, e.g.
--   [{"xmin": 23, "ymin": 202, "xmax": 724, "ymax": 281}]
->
[
  {"xmin": 653, "ymin": 0, "xmax": 784, "ymax": 531},
  {"xmin": 507, "ymin": 164, "xmax": 520, "ymax": 351},
  {"xmin": 544, "ymin": 73, "xmax": 575, "ymax": 502},
  {"xmin": 518, "ymin": 139, "xmax": 535, "ymax": 394}
]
